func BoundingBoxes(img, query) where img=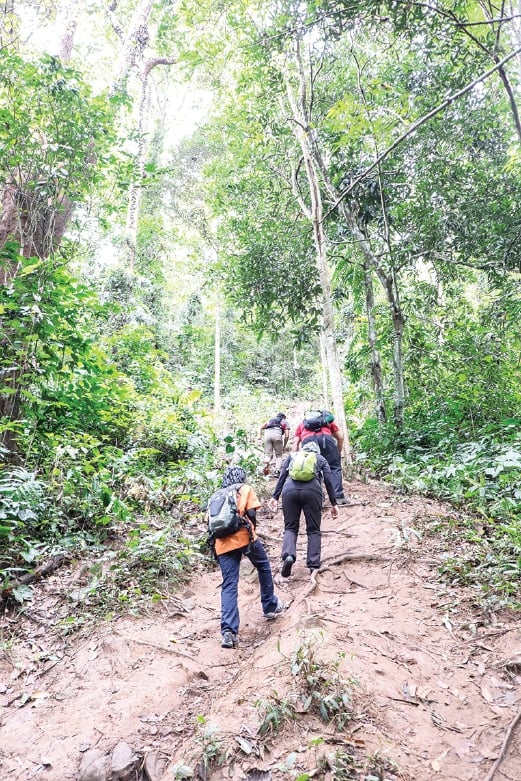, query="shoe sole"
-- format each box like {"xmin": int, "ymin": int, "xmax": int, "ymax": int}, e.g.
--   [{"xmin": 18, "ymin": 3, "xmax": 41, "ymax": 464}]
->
[{"xmin": 281, "ymin": 558, "xmax": 294, "ymax": 577}]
